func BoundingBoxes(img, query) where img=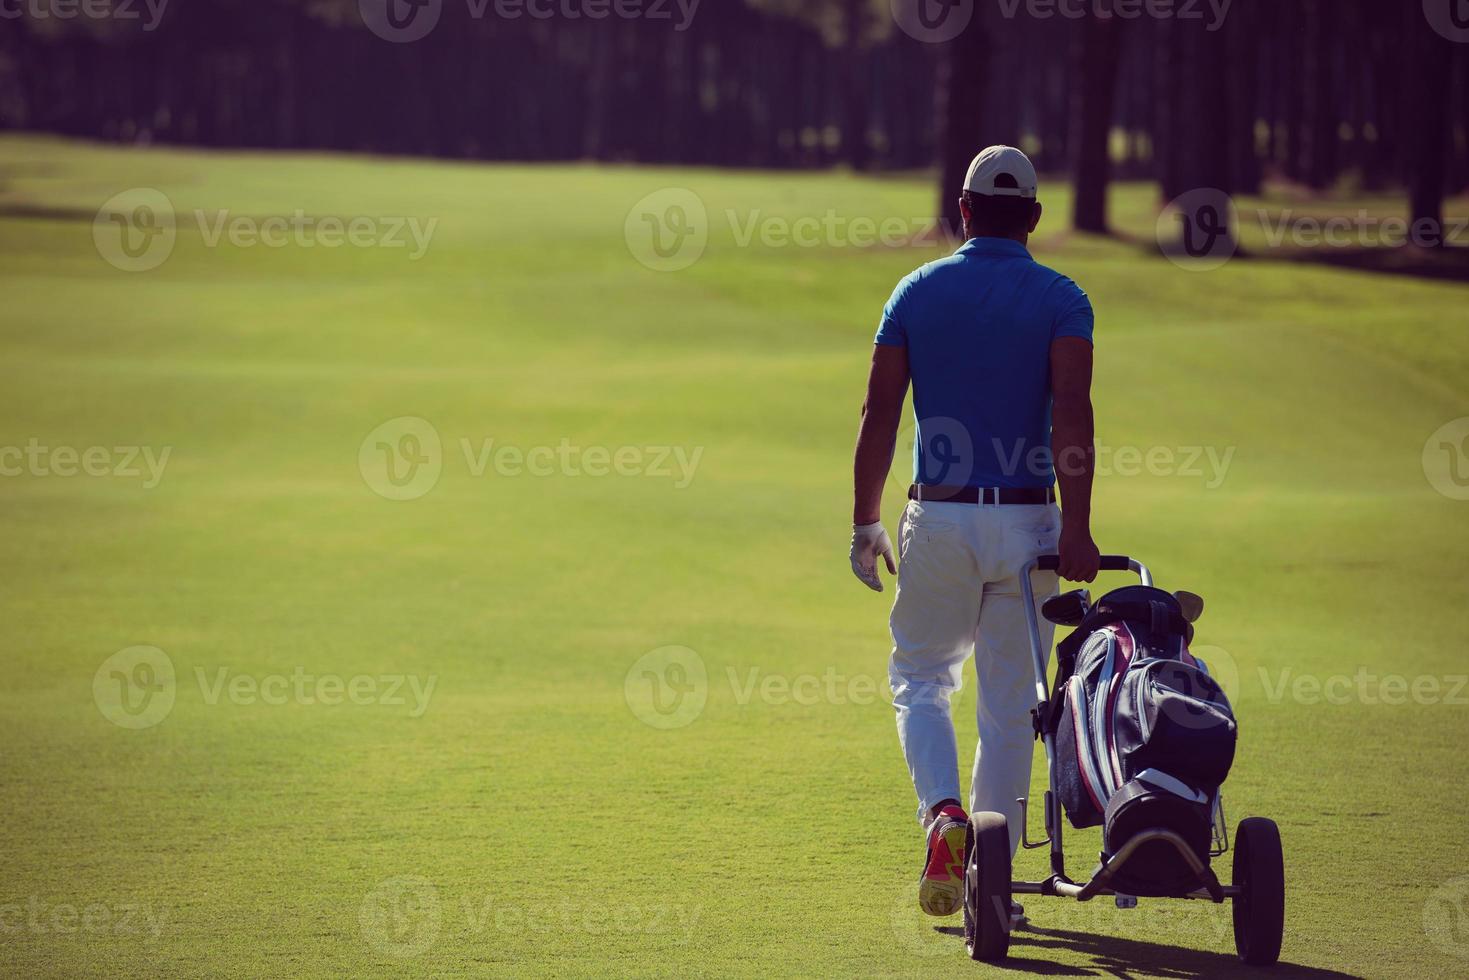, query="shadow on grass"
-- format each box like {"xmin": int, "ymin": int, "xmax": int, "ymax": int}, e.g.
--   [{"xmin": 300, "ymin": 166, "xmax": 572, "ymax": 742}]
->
[
  {"xmin": 0, "ymin": 203, "xmax": 100, "ymax": 223},
  {"xmin": 1270, "ymin": 243, "xmax": 1469, "ymax": 284},
  {"xmin": 932, "ymin": 923, "xmax": 1364, "ymax": 979},
  {"xmin": 1137, "ymin": 224, "xmax": 1469, "ymax": 284}
]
